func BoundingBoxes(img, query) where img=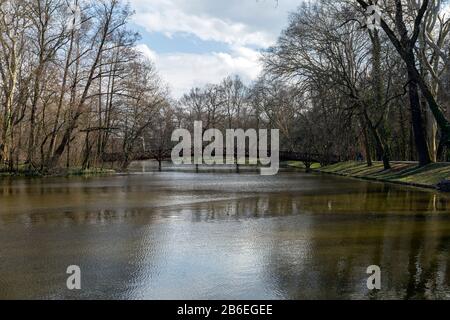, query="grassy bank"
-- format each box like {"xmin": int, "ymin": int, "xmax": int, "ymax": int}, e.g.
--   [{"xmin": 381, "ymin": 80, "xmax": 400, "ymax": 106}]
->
[
  {"xmin": 0, "ymin": 166, "xmax": 116, "ymax": 178},
  {"xmin": 287, "ymin": 161, "xmax": 321, "ymax": 169},
  {"xmin": 316, "ymin": 161, "xmax": 450, "ymax": 189},
  {"xmin": 66, "ymin": 168, "xmax": 116, "ymax": 177}
]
